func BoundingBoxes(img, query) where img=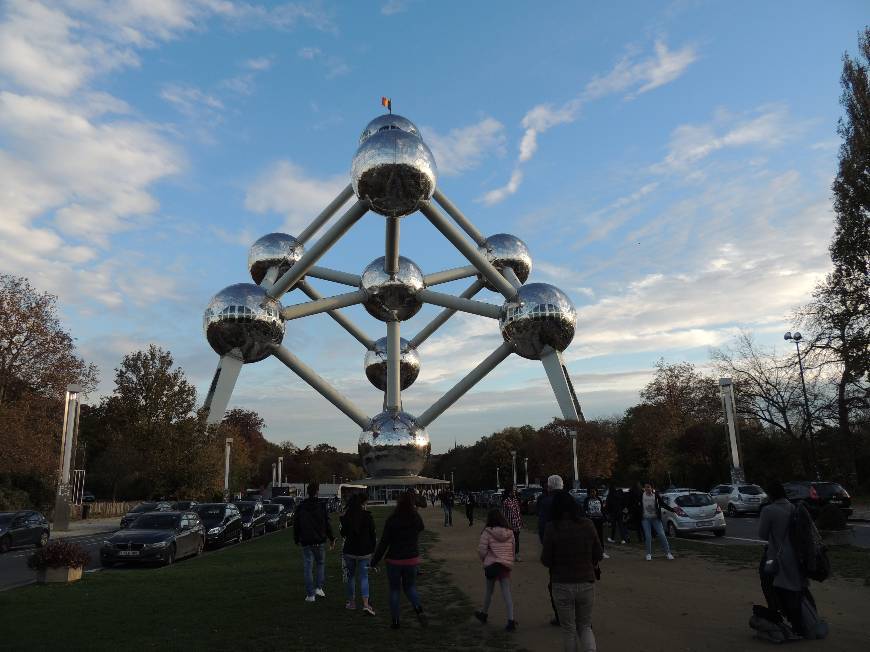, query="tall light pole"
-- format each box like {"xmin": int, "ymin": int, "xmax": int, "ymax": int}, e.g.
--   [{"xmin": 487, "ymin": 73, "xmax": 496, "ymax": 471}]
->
[
  {"xmin": 784, "ymin": 331, "xmax": 819, "ymax": 479},
  {"xmin": 272, "ymin": 463, "xmax": 277, "ymax": 487},
  {"xmin": 718, "ymin": 378, "xmax": 745, "ymax": 484},
  {"xmin": 451, "ymin": 469, "xmax": 455, "ymax": 491},
  {"xmin": 511, "ymin": 450, "xmax": 517, "ymax": 487},
  {"xmin": 524, "ymin": 457, "xmax": 529, "ymax": 486},
  {"xmin": 54, "ymin": 385, "xmax": 82, "ymax": 531},
  {"xmin": 496, "ymin": 466, "xmax": 500, "ymax": 491},
  {"xmin": 277, "ymin": 456, "xmax": 283, "ymax": 487},
  {"xmin": 223, "ymin": 438, "xmax": 233, "ymax": 500}
]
